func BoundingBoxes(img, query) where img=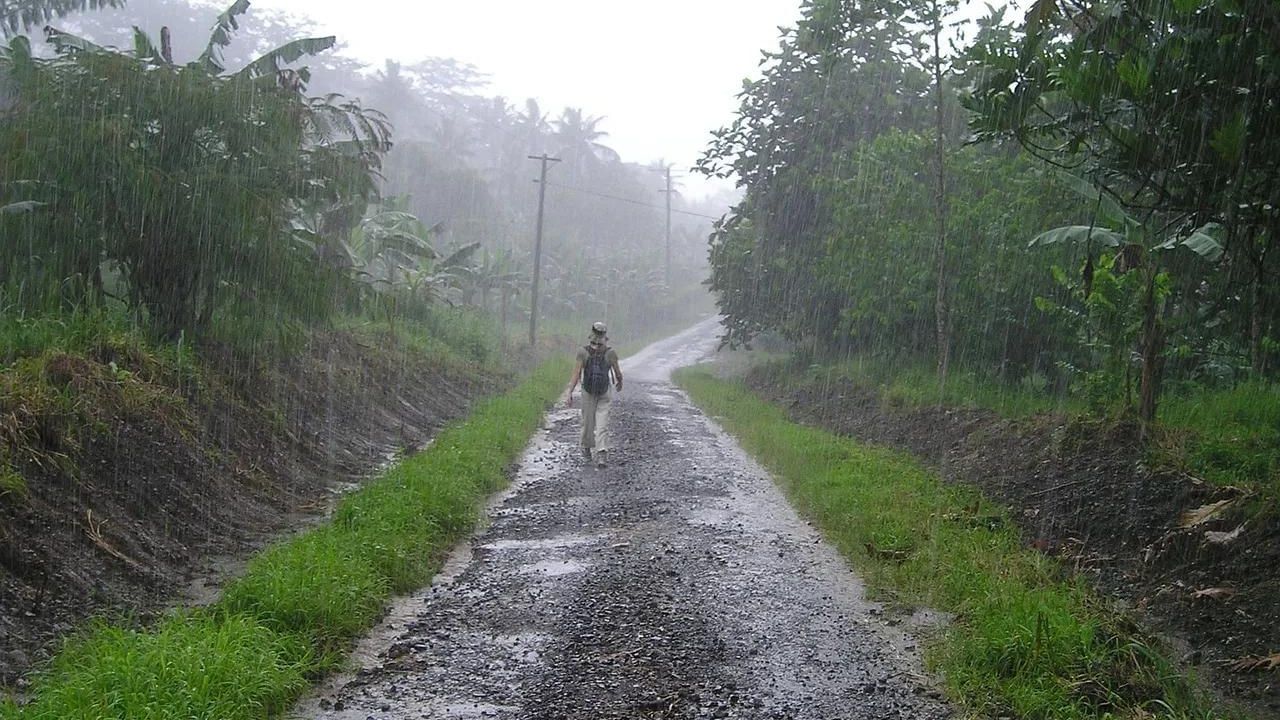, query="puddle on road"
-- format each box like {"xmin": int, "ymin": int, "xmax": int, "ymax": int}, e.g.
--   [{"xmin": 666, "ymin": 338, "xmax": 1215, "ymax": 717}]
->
[
  {"xmin": 686, "ymin": 505, "xmax": 734, "ymax": 526},
  {"xmin": 481, "ymin": 534, "xmax": 595, "ymax": 552},
  {"xmin": 492, "ymin": 631, "xmax": 550, "ymax": 663},
  {"xmin": 439, "ymin": 702, "xmax": 521, "ymax": 718},
  {"xmin": 518, "ymin": 558, "xmax": 586, "ymax": 577}
]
